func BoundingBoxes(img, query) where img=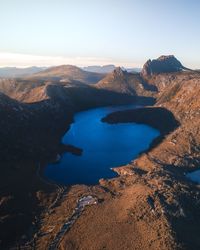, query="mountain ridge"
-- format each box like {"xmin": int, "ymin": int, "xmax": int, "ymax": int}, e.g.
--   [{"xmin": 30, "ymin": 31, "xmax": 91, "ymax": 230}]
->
[
  {"xmin": 0, "ymin": 66, "xmax": 46, "ymax": 78},
  {"xmin": 1, "ymin": 55, "xmax": 200, "ymax": 249},
  {"xmin": 25, "ymin": 65, "xmax": 106, "ymax": 84},
  {"xmin": 141, "ymin": 55, "xmax": 189, "ymax": 76}
]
